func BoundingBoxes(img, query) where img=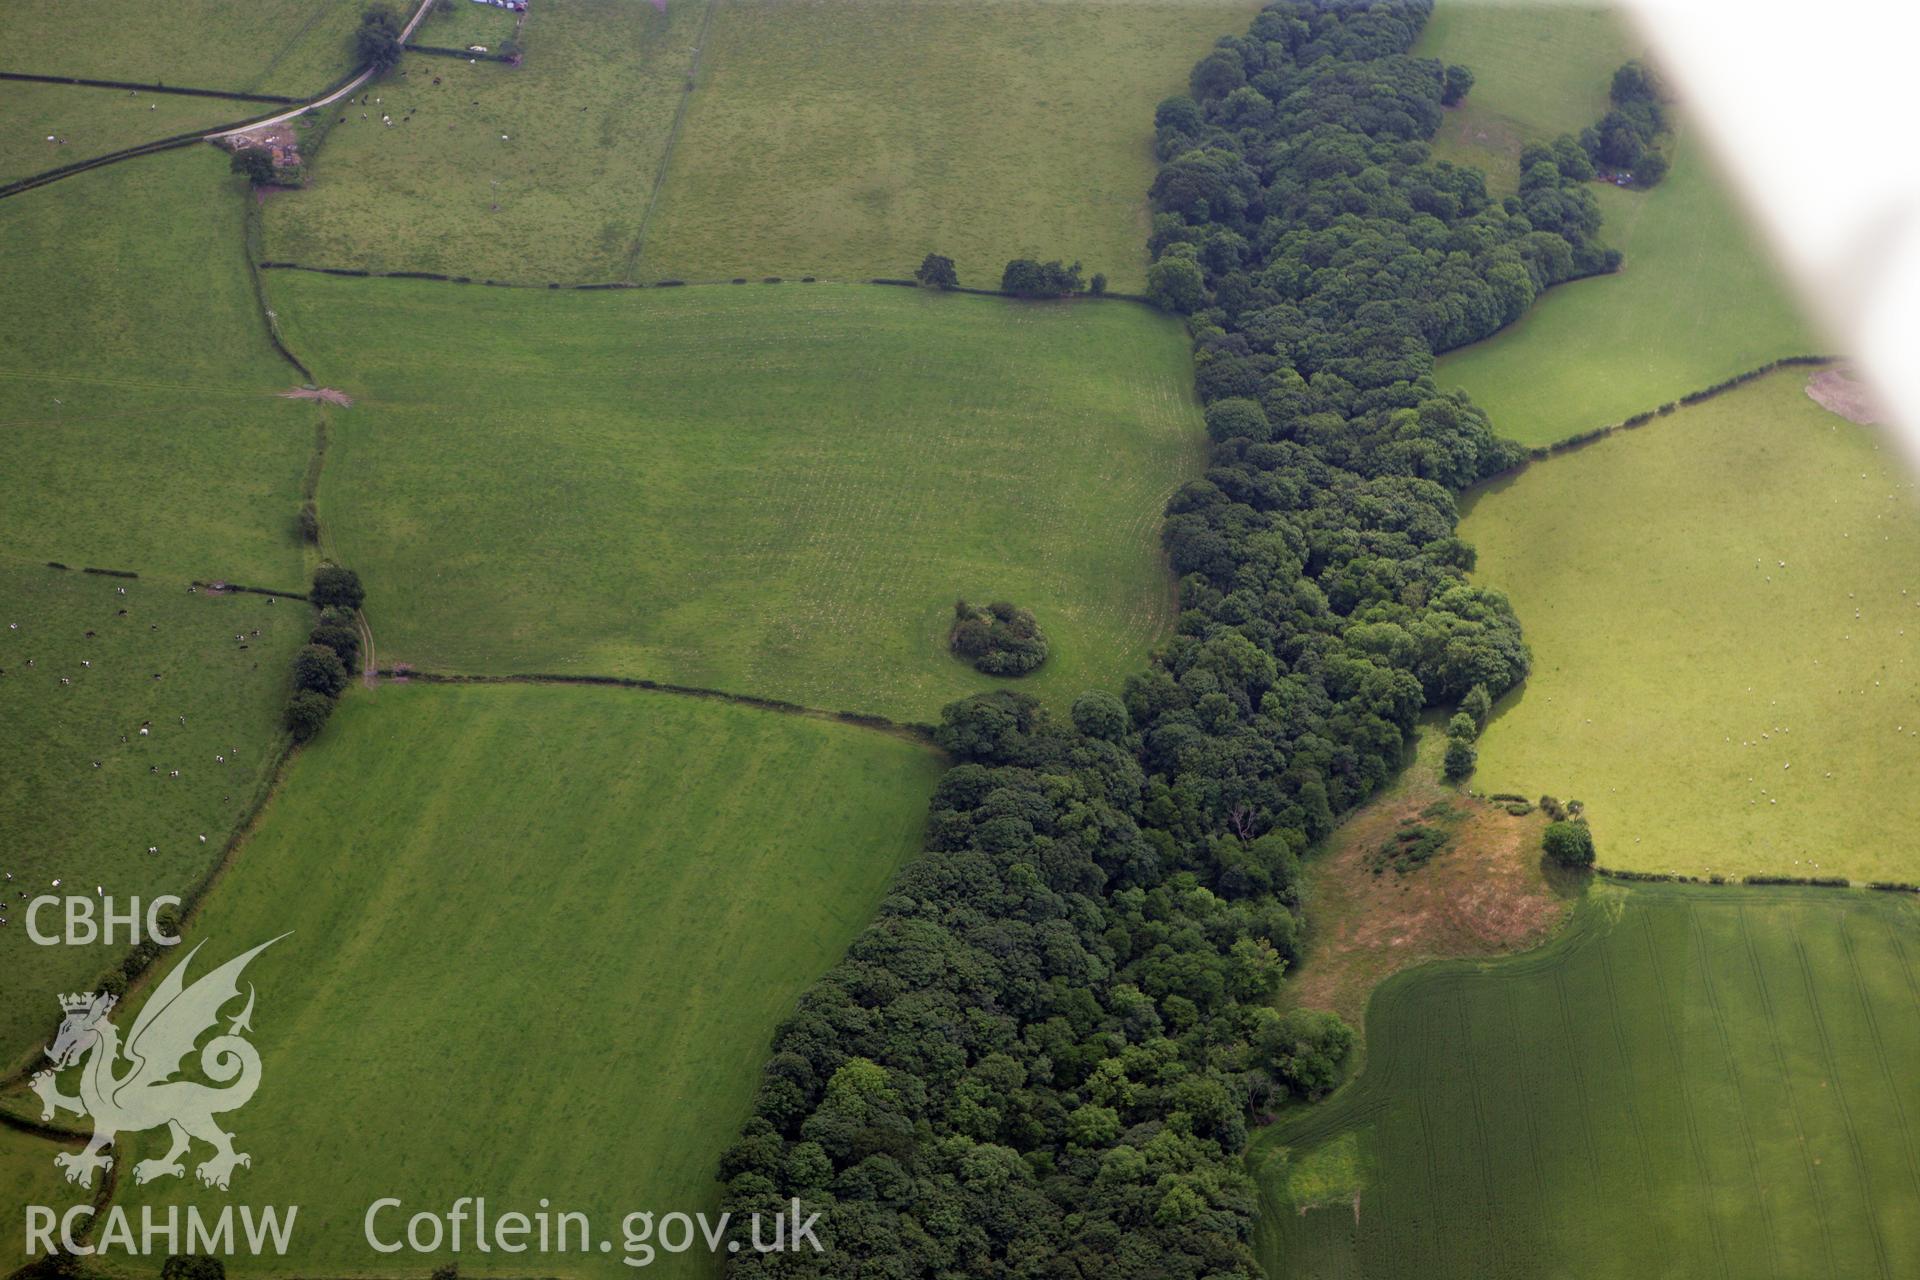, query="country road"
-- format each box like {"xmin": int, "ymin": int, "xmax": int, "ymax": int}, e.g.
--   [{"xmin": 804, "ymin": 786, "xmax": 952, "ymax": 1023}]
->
[{"xmin": 208, "ymin": 0, "xmax": 437, "ymax": 141}]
